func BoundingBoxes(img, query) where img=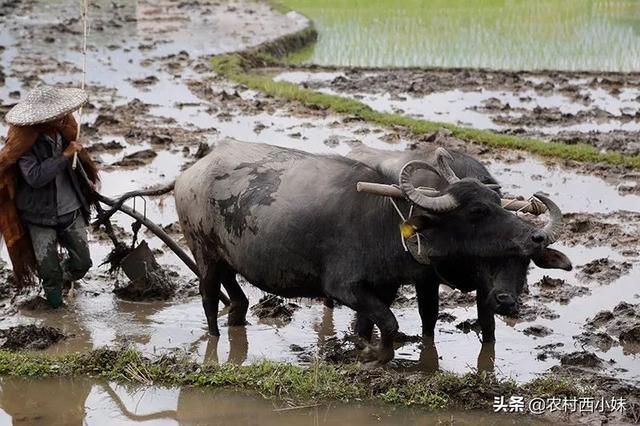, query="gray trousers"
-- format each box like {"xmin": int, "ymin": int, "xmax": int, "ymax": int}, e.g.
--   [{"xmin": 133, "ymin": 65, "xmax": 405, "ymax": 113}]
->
[{"xmin": 27, "ymin": 212, "xmax": 92, "ymax": 295}]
